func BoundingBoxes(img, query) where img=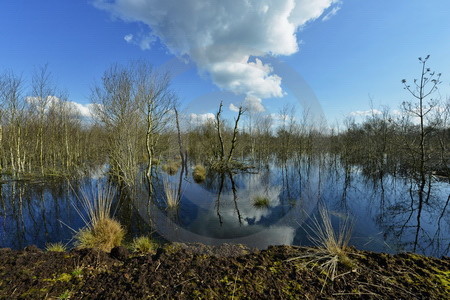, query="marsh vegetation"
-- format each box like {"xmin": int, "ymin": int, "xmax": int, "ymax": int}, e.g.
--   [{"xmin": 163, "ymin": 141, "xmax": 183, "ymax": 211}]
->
[{"xmin": 0, "ymin": 57, "xmax": 449, "ymax": 258}]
